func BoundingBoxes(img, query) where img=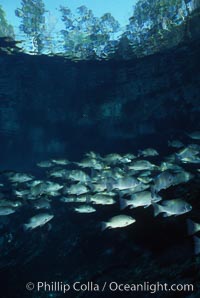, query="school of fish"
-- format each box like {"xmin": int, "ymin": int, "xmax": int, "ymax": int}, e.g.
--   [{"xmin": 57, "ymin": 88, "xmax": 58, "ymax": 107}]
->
[{"xmin": 0, "ymin": 131, "xmax": 200, "ymax": 254}]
